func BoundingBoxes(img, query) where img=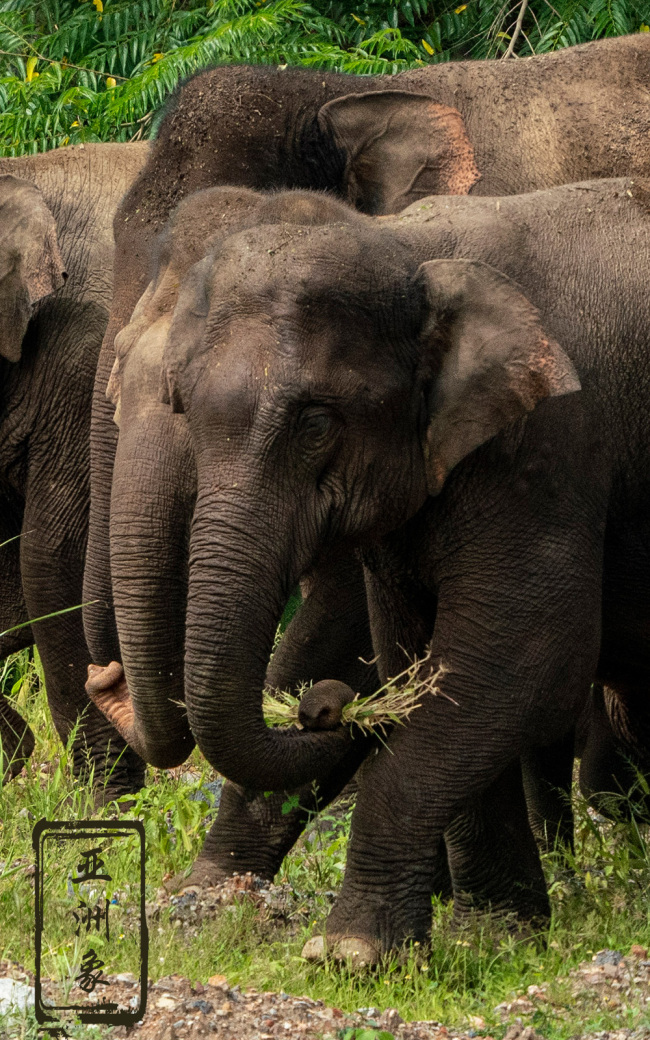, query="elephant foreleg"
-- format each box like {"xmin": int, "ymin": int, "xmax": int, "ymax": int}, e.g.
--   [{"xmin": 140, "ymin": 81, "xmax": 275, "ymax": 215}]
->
[
  {"xmin": 0, "ymin": 506, "xmax": 35, "ymax": 780},
  {"xmin": 21, "ymin": 469, "xmax": 144, "ymax": 799},
  {"xmin": 580, "ymin": 680, "xmax": 650, "ymax": 817},
  {"xmin": 445, "ymin": 759, "xmax": 550, "ymax": 925}
]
